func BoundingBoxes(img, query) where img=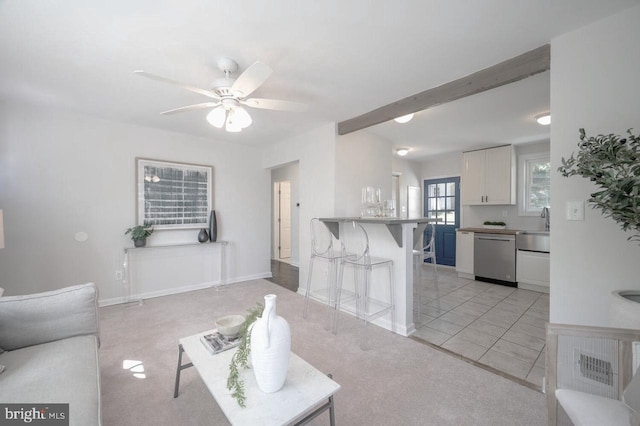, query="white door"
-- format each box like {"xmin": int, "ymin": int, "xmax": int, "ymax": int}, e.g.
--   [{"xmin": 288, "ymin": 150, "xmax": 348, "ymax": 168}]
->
[{"xmin": 278, "ymin": 181, "xmax": 292, "ymax": 259}]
